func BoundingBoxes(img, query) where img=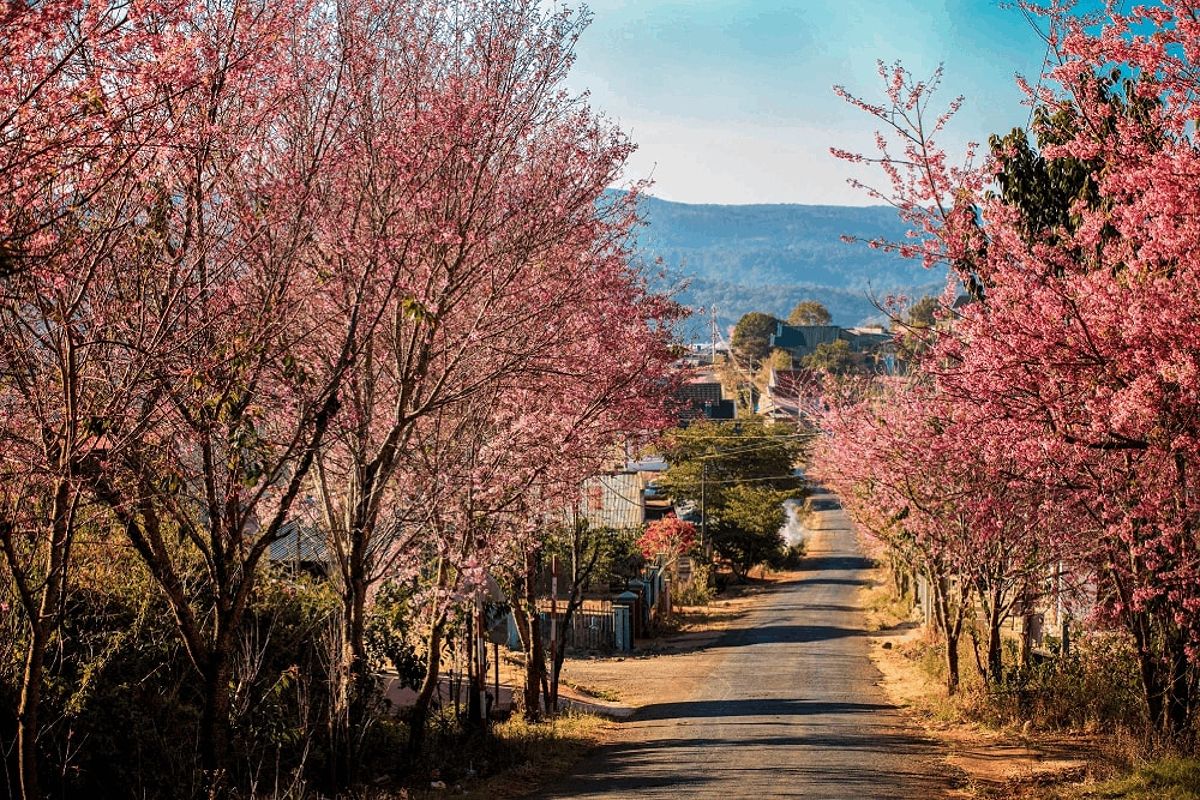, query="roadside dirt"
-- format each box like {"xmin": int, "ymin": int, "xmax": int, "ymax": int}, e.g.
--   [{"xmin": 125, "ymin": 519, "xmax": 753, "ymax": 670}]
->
[{"xmin": 861, "ymin": 563, "xmax": 1106, "ymax": 798}]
